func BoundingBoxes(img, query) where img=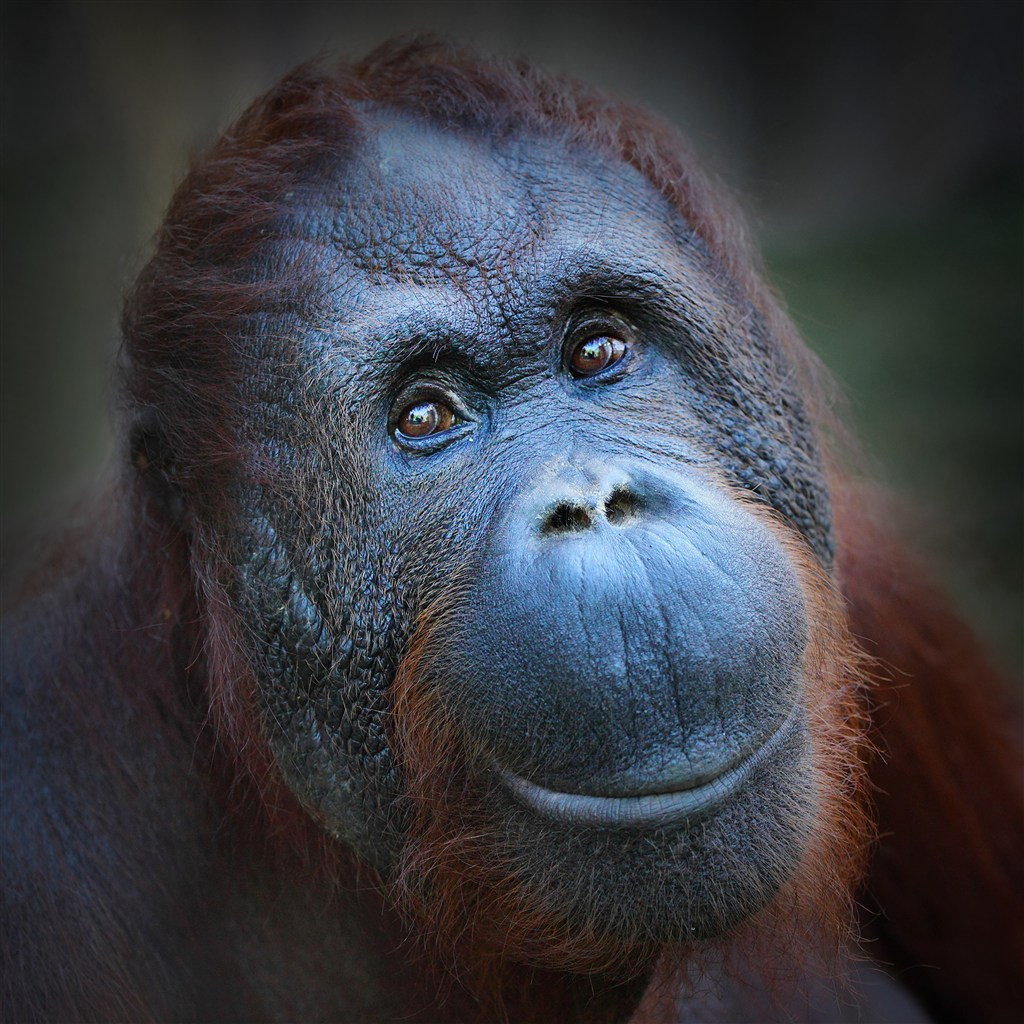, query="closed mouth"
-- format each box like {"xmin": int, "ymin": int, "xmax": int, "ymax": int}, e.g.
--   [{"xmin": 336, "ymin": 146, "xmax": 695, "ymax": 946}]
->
[{"xmin": 497, "ymin": 704, "xmax": 801, "ymax": 829}]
